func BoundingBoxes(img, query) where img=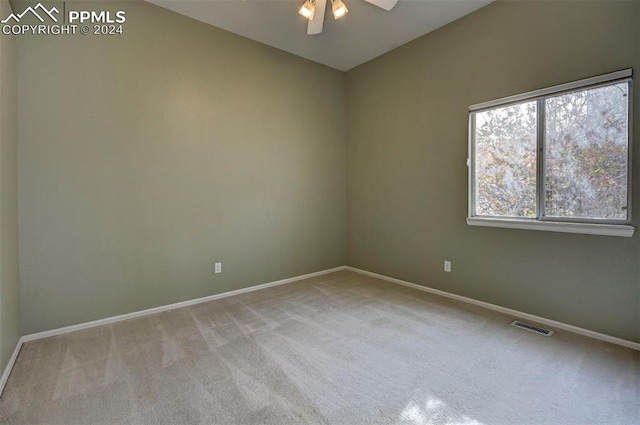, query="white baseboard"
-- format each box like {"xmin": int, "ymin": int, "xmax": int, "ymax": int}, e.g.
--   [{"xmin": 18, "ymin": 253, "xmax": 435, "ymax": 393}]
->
[
  {"xmin": 22, "ymin": 266, "xmax": 346, "ymax": 343},
  {"xmin": 0, "ymin": 337, "xmax": 24, "ymax": 397},
  {"xmin": 345, "ymin": 266, "xmax": 640, "ymax": 351}
]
